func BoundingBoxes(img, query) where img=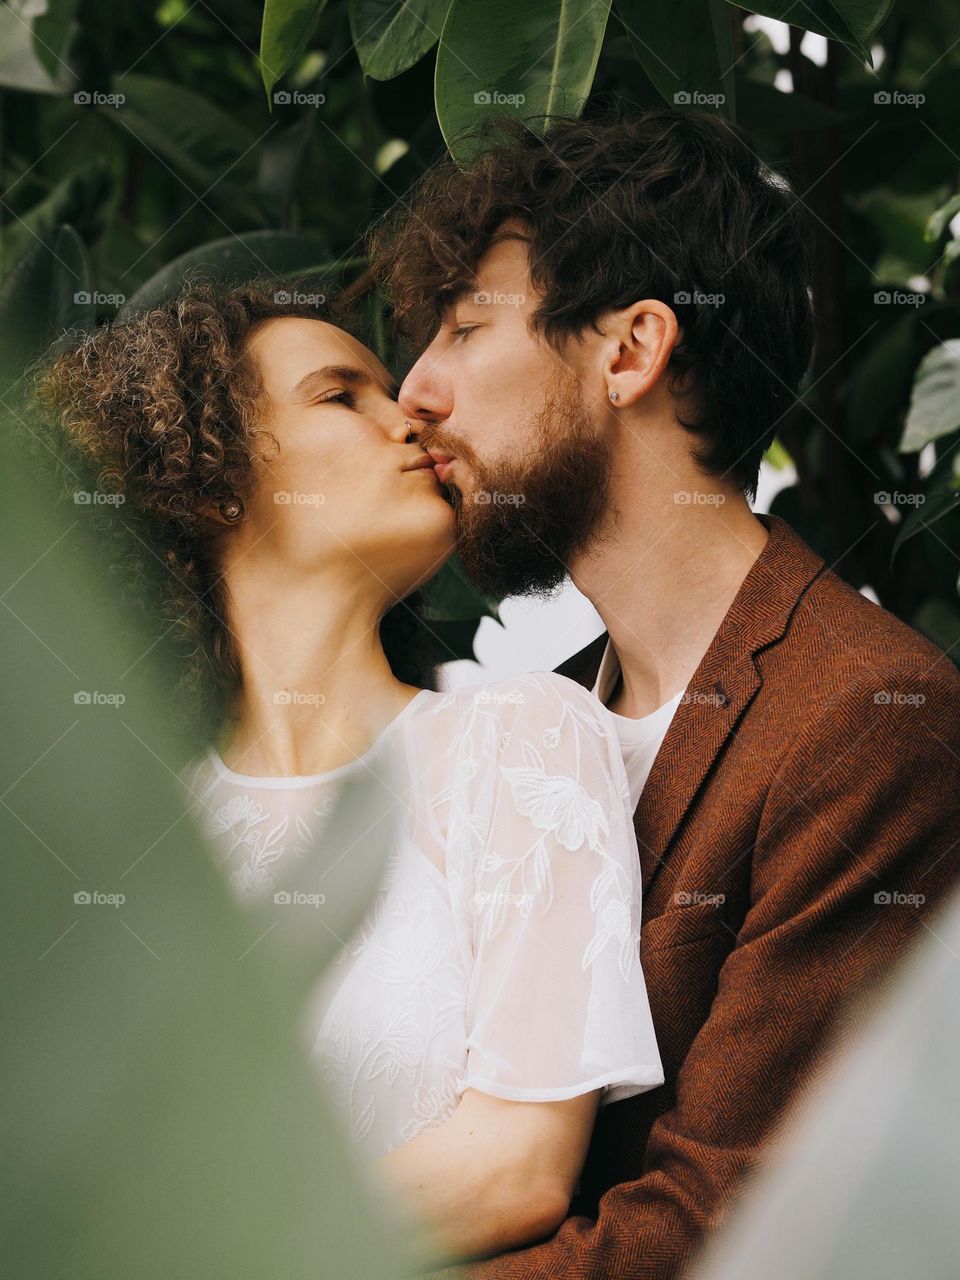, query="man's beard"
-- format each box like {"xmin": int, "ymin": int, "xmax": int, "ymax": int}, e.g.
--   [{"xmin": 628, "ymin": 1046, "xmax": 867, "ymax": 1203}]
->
[{"xmin": 441, "ymin": 371, "xmax": 614, "ymax": 599}]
